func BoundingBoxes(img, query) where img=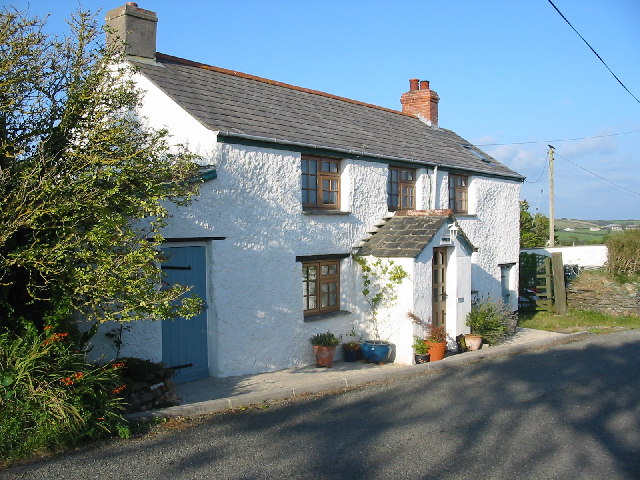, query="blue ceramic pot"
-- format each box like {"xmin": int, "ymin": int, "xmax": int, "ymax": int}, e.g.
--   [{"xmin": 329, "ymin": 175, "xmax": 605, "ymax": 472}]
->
[{"xmin": 361, "ymin": 340, "xmax": 390, "ymax": 364}]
